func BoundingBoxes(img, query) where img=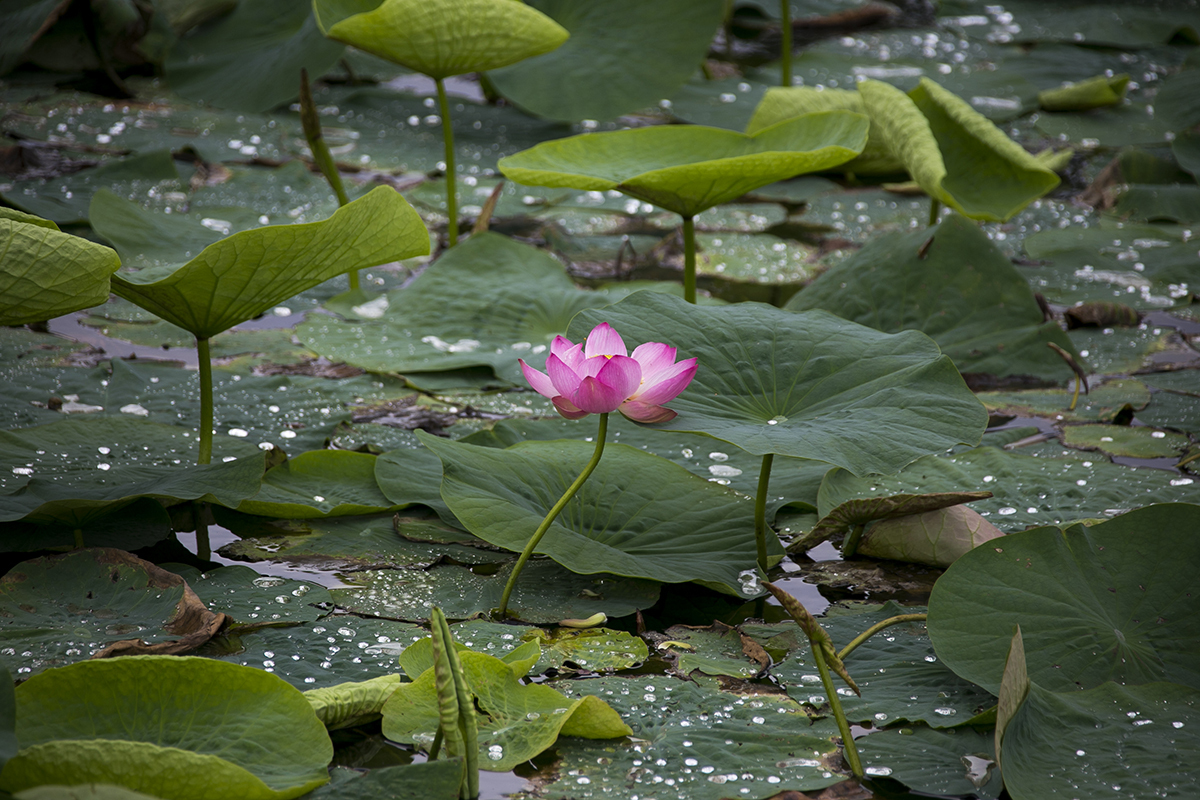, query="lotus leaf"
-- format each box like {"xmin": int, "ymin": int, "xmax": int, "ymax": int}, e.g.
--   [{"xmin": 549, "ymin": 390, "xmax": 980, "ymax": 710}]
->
[
  {"xmin": 1061, "ymin": 423, "xmax": 1190, "ymax": 459},
  {"xmin": 308, "ymin": 760, "xmax": 463, "ymax": 800},
  {"xmin": 1155, "ymin": 66, "xmax": 1200, "ymax": 131},
  {"xmin": 567, "ymin": 292, "xmax": 987, "ymax": 475},
  {"xmin": 1173, "ymin": 131, "xmax": 1200, "ymax": 179},
  {"xmin": 237, "ymin": 450, "xmax": 401, "ymax": 519},
  {"xmin": 1034, "ymin": 102, "xmax": 1177, "ymax": 148},
  {"xmin": 927, "ymin": 503, "xmax": 1200, "ymax": 694},
  {"xmin": 498, "ymin": 112, "xmax": 868, "ymax": 218},
  {"xmin": 859, "ymin": 725, "xmax": 1002, "ymax": 799},
  {"xmin": 0, "ymin": 211, "xmax": 120, "ymax": 326},
  {"xmin": 374, "ymin": 446, "xmax": 461, "ymax": 527},
  {"xmin": 663, "ymin": 623, "xmax": 767, "ymax": 679},
  {"xmin": 785, "ymin": 215, "xmax": 1080, "ymax": 380},
  {"xmin": 857, "ymin": 504, "xmax": 1005, "ymax": 567},
  {"xmin": 165, "ymin": 564, "xmax": 332, "ymax": 628},
  {"xmin": 304, "ymin": 674, "xmax": 404, "ymax": 730},
  {"xmin": 975, "ymin": 378, "xmax": 1150, "ymax": 423},
  {"xmin": 1003, "ymin": 4, "xmax": 1200, "ymax": 47},
  {"xmin": 417, "ymin": 433, "xmax": 777, "ymax": 596},
  {"xmin": 381, "ymin": 650, "xmax": 630, "ymax": 770},
  {"xmin": 396, "ymin": 634, "xmax": 540, "ymax": 681},
  {"xmin": 0, "ymin": 0, "xmax": 66, "ymax": 74},
  {"xmin": 1114, "ymin": 184, "xmax": 1200, "ymax": 224},
  {"xmin": 0, "ymin": 656, "xmax": 333, "ymax": 800},
  {"xmin": 313, "ymin": 0, "xmax": 568, "ymax": 79},
  {"xmin": 486, "ymin": 0, "xmax": 725, "ymax": 122},
  {"xmin": 1037, "ymin": 73, "xmax": 1130, "ymax": 111},
  {"xmin": 792, "ymin": 491, "xmax": 992, "ymax": 553}
]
